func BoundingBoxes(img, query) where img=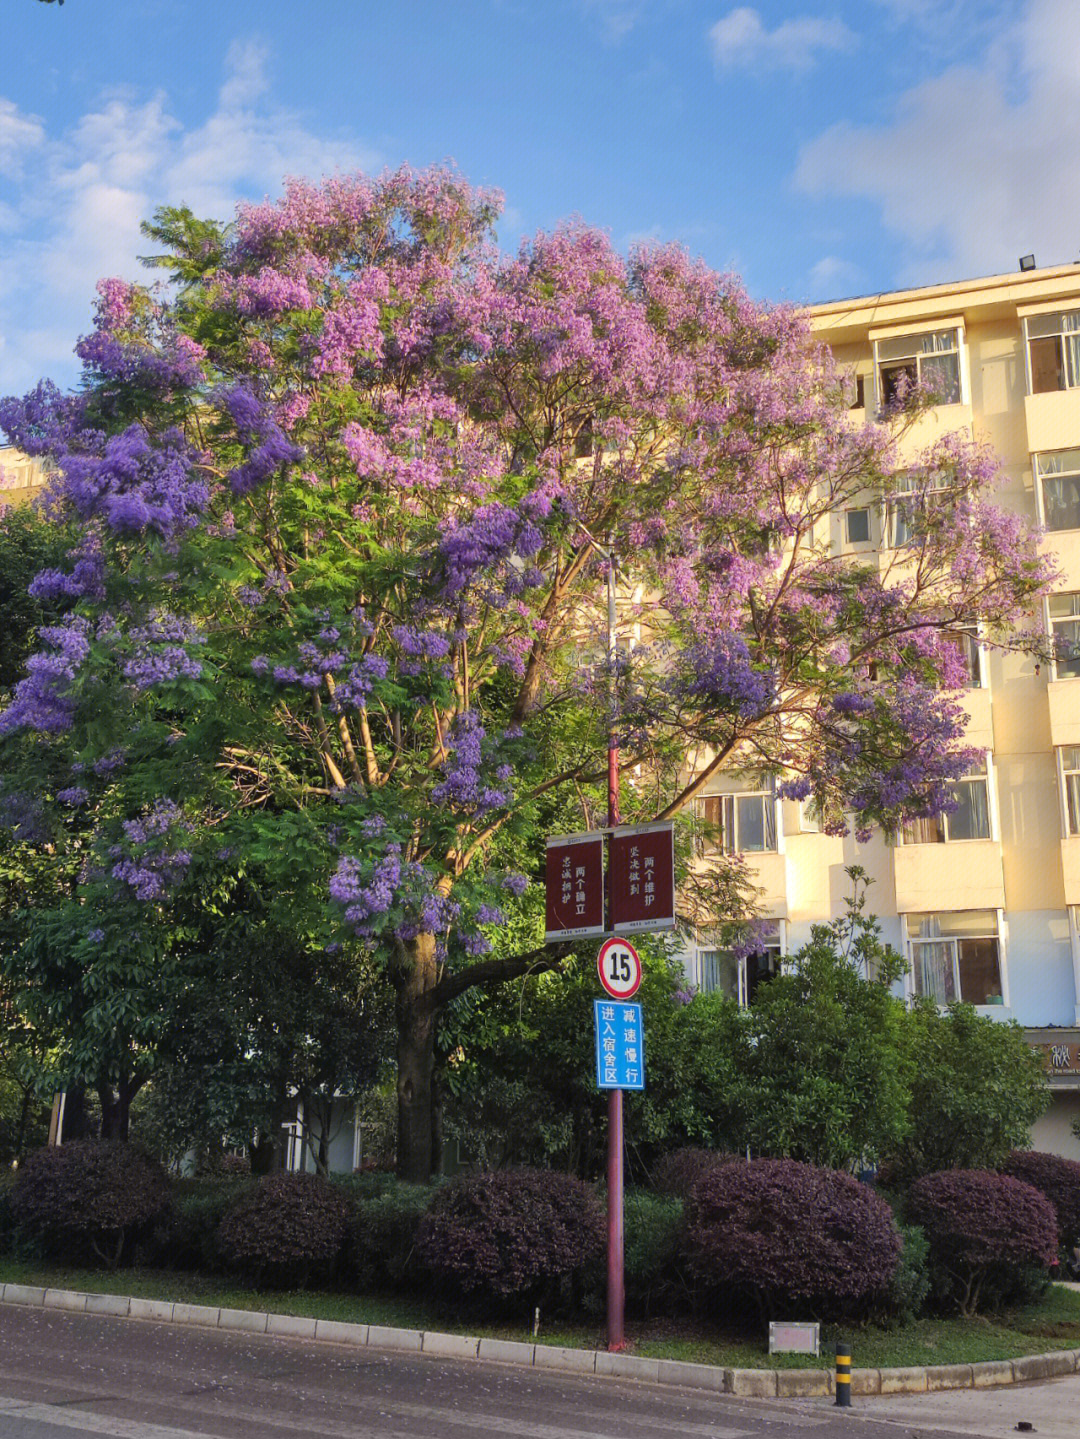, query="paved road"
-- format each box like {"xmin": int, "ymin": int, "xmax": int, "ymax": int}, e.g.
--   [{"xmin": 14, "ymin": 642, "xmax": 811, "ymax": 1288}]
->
[{"xmin": 0, "ymin": 1304, "xmax": 994, "ymax": 1439}]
